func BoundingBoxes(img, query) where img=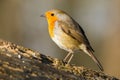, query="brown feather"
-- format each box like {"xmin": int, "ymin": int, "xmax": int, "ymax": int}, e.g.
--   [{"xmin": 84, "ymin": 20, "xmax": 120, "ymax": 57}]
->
[{"xmin": 58, "ymin": 20, "xmax": 94, "ymax": 52}]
